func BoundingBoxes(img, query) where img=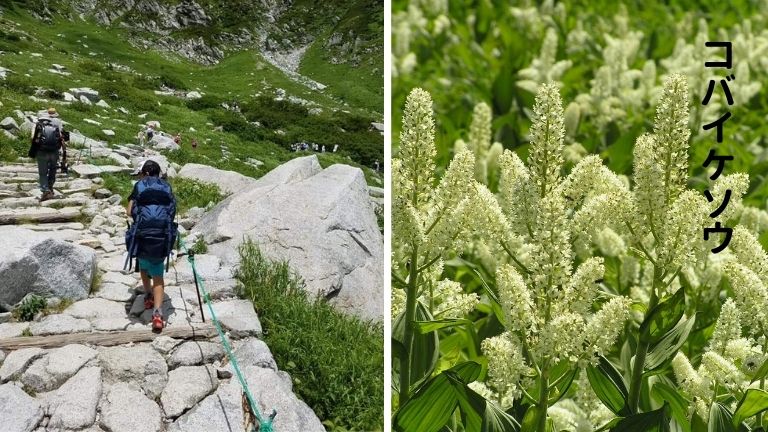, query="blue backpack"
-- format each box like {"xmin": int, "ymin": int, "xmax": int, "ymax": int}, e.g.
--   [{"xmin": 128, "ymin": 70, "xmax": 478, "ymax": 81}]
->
[{"xmin": 124, "ymin": 177, "xmax": 178, "ymax": 272}]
